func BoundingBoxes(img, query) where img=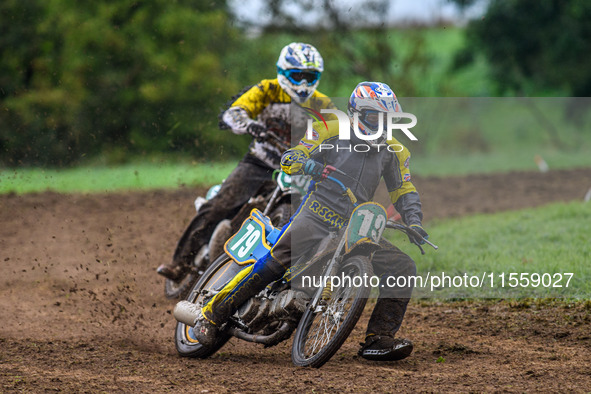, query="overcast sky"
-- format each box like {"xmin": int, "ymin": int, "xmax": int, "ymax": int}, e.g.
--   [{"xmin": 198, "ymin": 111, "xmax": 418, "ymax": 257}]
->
[{"xmin": 229, "ymin": 0, "xmax": 487, "ymax": 27}]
